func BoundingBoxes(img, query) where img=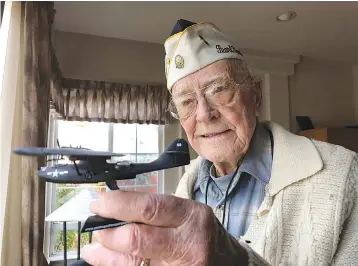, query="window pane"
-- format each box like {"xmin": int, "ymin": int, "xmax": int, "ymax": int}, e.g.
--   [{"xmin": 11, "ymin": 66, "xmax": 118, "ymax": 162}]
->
[
  {"xmin": 57, "ymin": 120, "xmax": 109, "ymax": 151},
  {"xmin": 56, "ymin": 187, "xmax": 76, "ymax": 209},
  {"xmin": 135, "ymin": 154, "xmax": 158, "ymax": 186},
  {"xmin": 113, "ymin": 124, "xmax": 136, "ymax": 153},
  {"xmin": 54, "ymin": 230, "xmax": 91, "ymax": 253},
  {"xmin": 54, "ymin": 185, "xmax": 106, "ymax": 211},
  {"xmin": 116, "ymin": 179, "xmax": 135, "ymax": 187},
  {"xmin": 135, "ymin": 172, "xmax": 158, "ymax": 186},
  {"xmin": 136, "ymin": 153, "xmax": 158, "ymax": 163},
  {"xmin": 54, "ymin": 120, "xmax": 110, "ymax": 211},
  {"xmin": 135, "ymin": 185, "xmax": 158, "ymax": 194},
  {"xmin": 137, "ymin": 124, "xmax": 158, "ymax": 153}
]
